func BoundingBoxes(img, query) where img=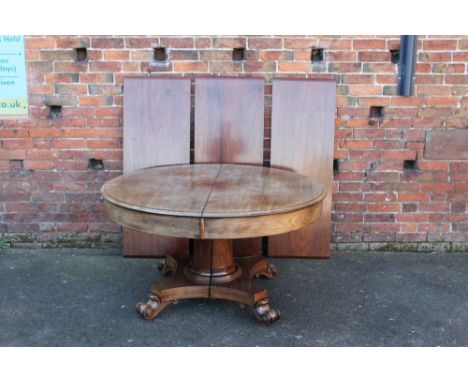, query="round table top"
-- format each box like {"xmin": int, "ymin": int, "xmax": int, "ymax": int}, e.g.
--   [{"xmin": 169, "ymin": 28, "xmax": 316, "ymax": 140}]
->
[
  {"xmin": 101, "ymin": 164, "xmax": 325, "ymax": 239},
  {"xmin": 101, "ymin": 164, "xmax": 325, "ymax": 218}
]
